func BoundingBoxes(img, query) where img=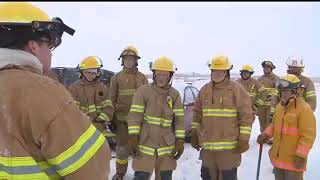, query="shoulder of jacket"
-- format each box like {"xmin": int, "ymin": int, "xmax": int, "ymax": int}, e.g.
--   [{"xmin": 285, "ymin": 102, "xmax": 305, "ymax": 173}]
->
[
  {"xmin": 199, "ymin": 82, "xmax": 211, "ymax": 93},
  {"xmin": 22, "ymin": 73, "xmax": 71, "ymax": 99},
  {"xmin": 69, "ymin": 79, "xmax": 82, "ymax": 87},
  {"xmin": 300, "ymin": 75, "xmax": 313, "ymax": 83},
  {"xmin": 137, "ymin": 83, "xmax": 150, "ymax": 91},
  {"xmin": 297, "ymin": 98, "xmax": 313, "ymax": 111},
  {"xmin": 169, "ymin": 86, "xmax": 180, "ymax": 97}
]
